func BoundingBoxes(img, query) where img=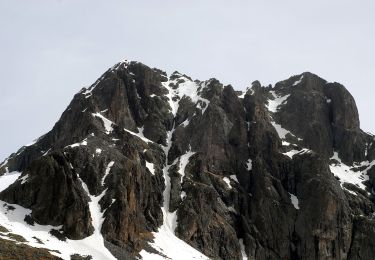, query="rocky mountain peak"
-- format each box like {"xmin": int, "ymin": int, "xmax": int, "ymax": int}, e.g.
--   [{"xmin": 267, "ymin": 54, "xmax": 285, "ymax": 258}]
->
[{"xmin": 0, "ymin": 60, "xmax": 375, "ymax": 260}]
